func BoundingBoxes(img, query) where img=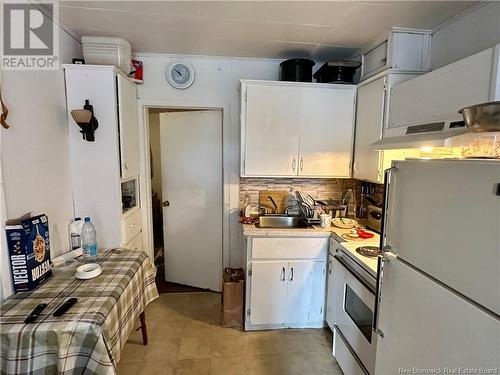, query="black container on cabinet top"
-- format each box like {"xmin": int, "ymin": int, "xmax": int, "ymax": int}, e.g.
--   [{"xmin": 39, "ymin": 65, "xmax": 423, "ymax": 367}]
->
[
  {"xmin": 280, "ymin": 58, "xmax": 315, "ymax": 82},
  {"xmin": 313, "ymin": 60, "xmax": 362, "ymax": 84}
]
